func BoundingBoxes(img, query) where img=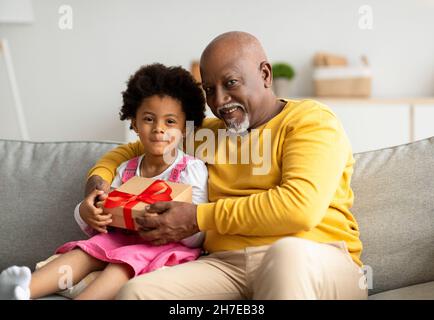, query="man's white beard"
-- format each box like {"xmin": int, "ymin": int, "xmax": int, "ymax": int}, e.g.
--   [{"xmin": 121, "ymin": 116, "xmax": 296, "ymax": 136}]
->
[{"xmin": 226, "ymin": 114, "xmax": 250, "ymax": 135}]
